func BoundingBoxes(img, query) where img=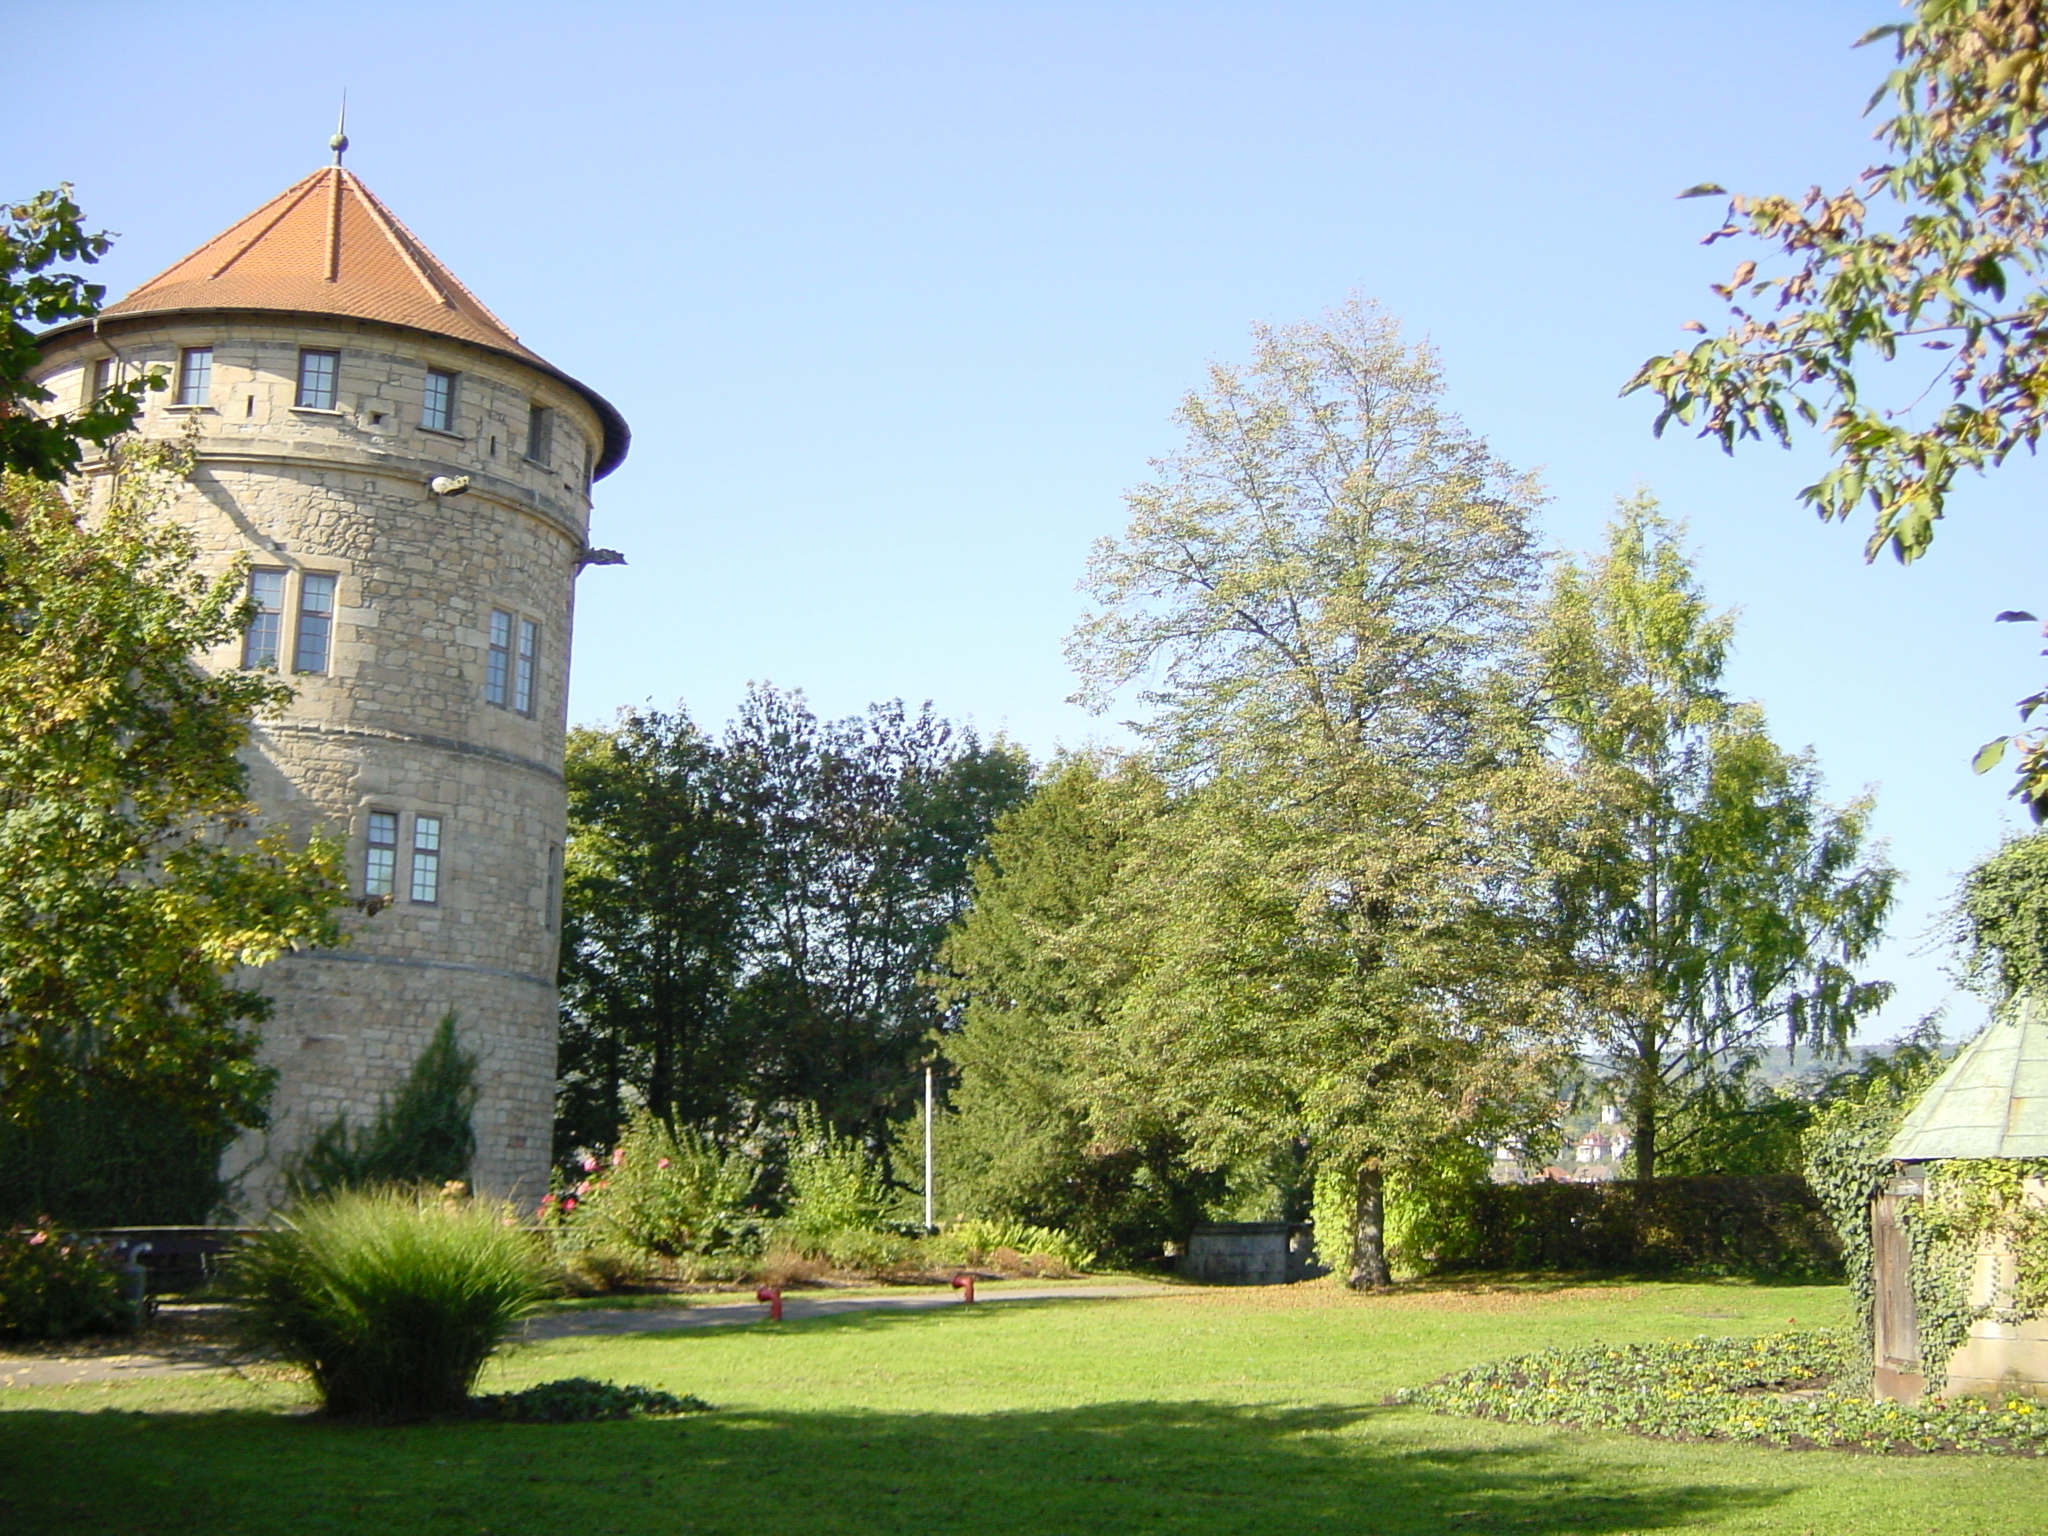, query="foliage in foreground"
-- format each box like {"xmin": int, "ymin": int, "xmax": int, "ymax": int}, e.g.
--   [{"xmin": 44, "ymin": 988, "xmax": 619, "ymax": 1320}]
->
[
  {"xmin": 0, "ymin": 442, "xmax": 349, "ymax": 1173},
  {"xmin": 227, "ymin": 1187, "xmax": 548, "ymax": 1422},
  {"xmin": 0, "ymin": 1219, "xmax": 129, "ymax": 1339},
  {"xmin": 1399, "ymin": 1330, "xmax": 2048, "ymax": 1454},
  {"xmin": 467, "ymin": 1376, "xmax": 712, "ymax": 1423}
]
